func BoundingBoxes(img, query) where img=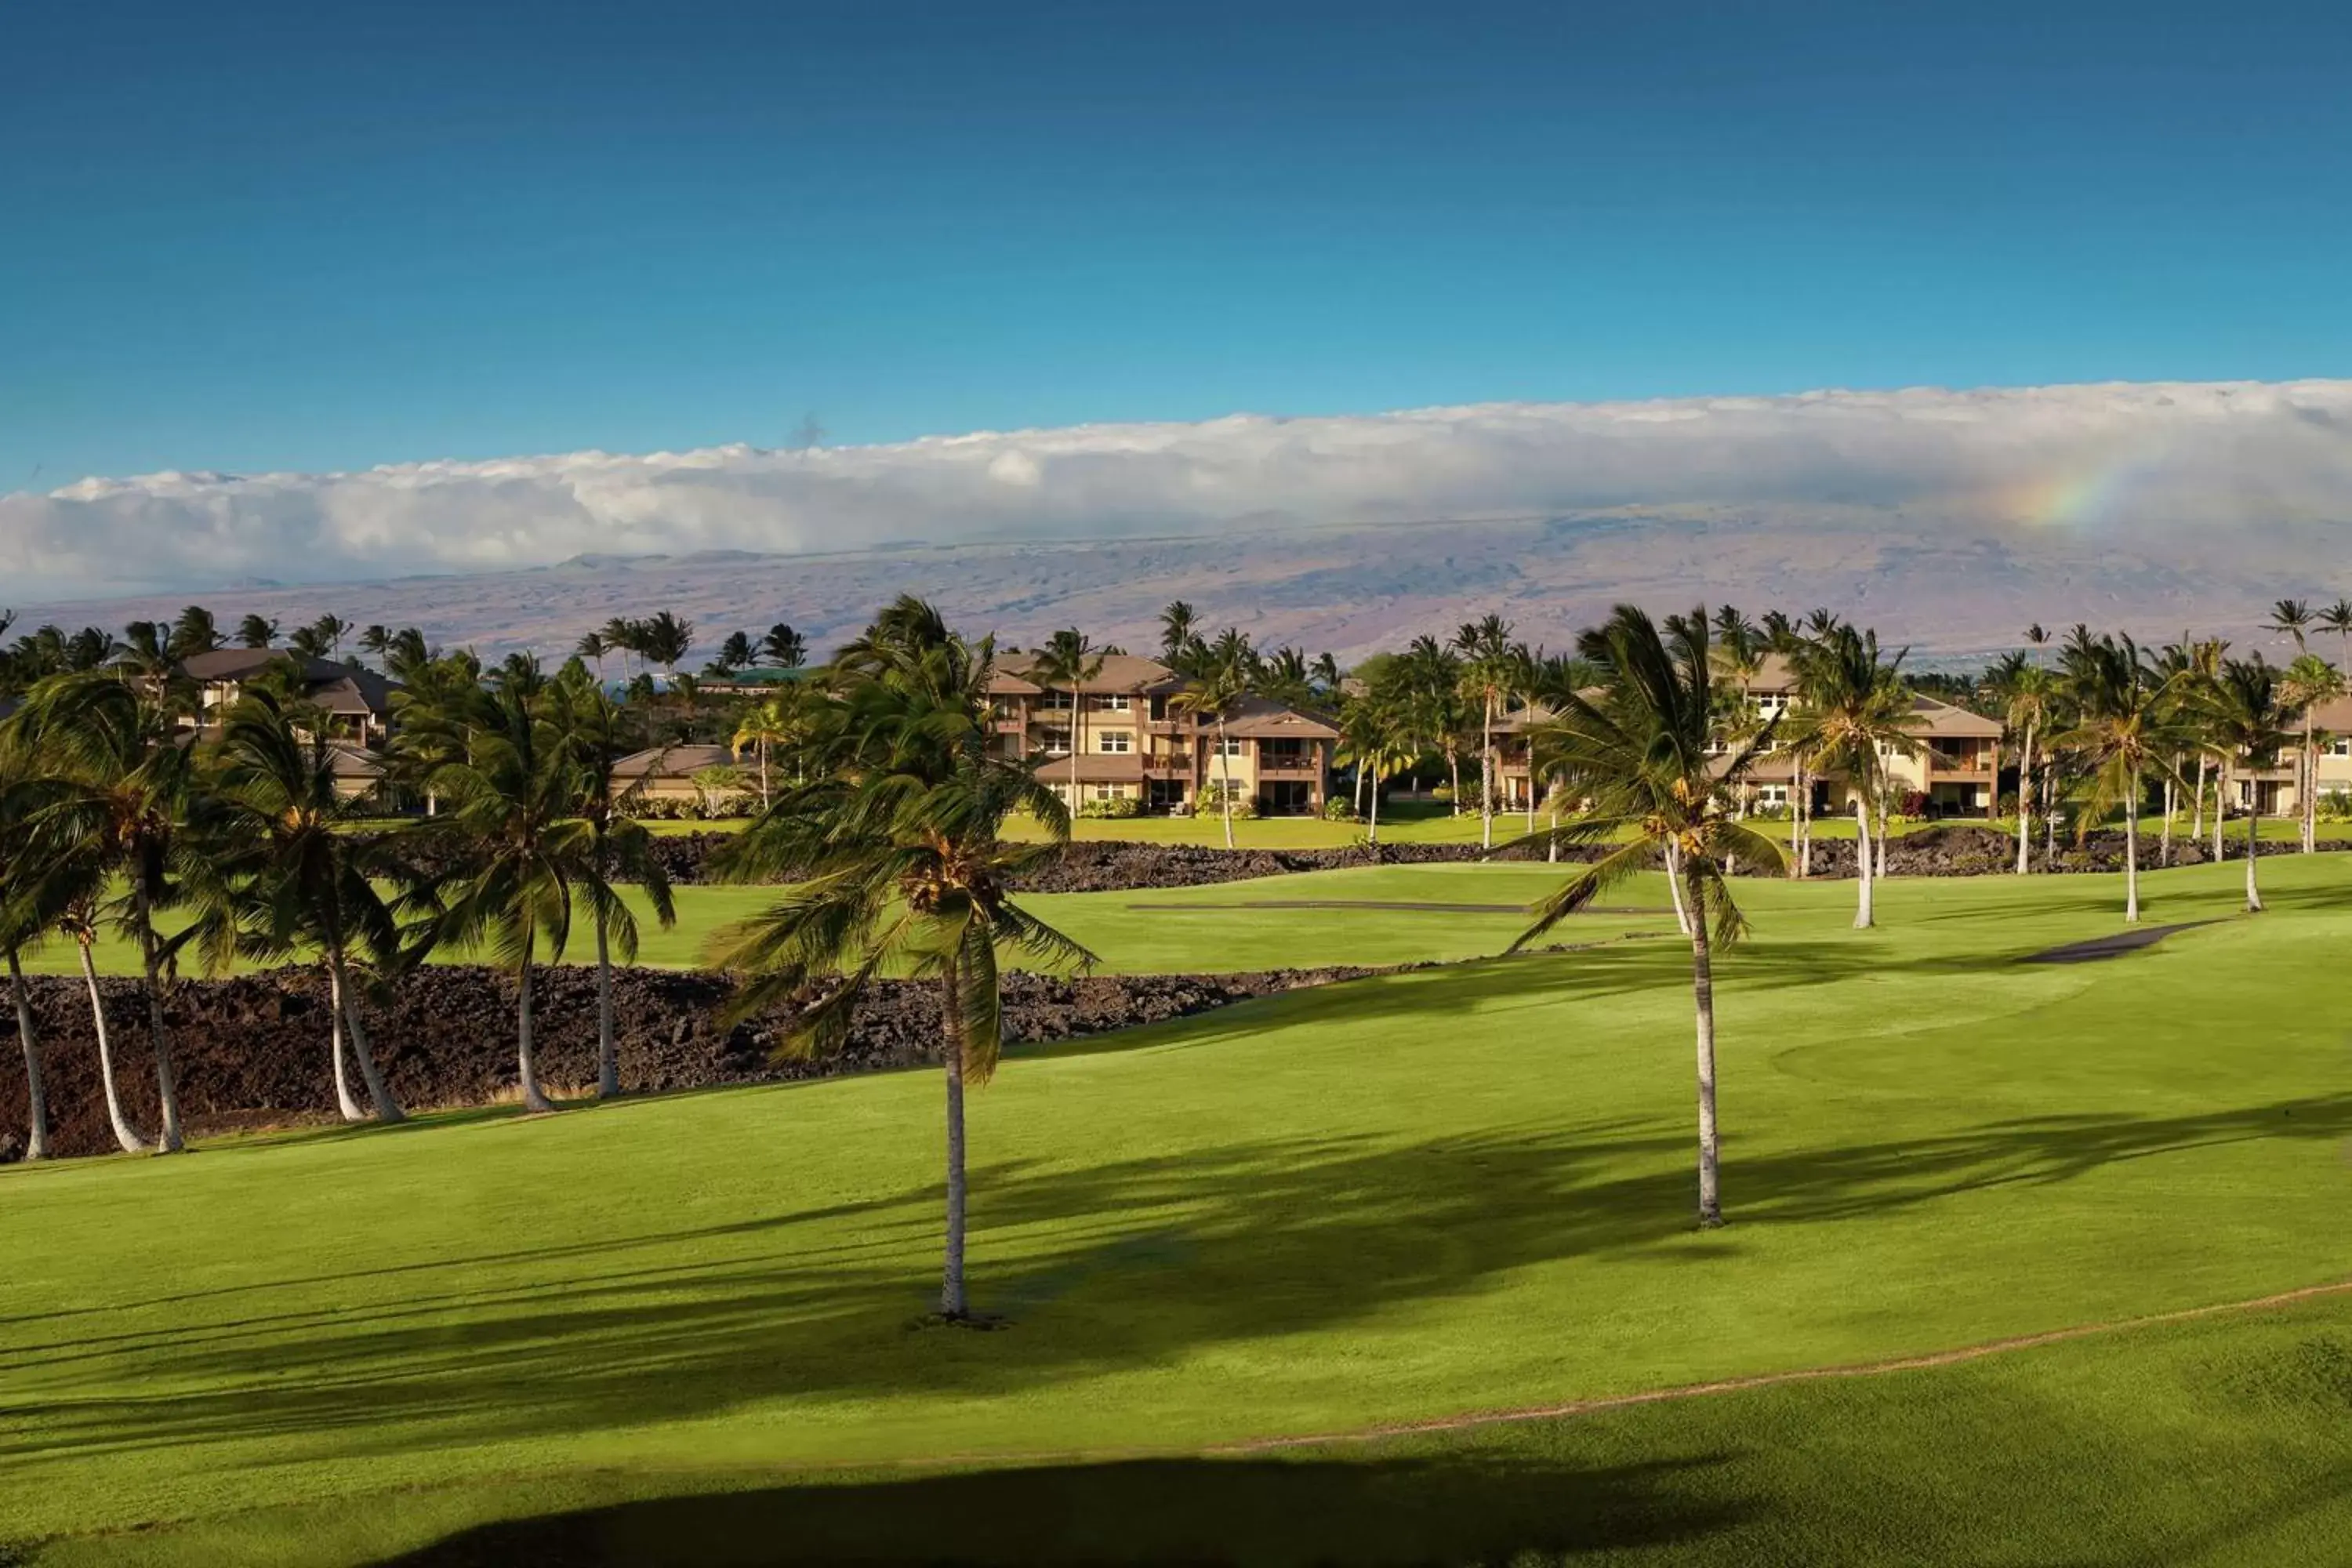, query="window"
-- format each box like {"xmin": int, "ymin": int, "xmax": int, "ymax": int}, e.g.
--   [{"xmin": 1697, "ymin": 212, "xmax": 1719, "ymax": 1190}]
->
[
  {"xmin": 1756, "ymin": 785, "xmax": 1788, "ymax": 806},
  {"xmin": 1211, "ymin": 735, "xmax": 1246, "ymax": 757},
  {"xmin": 1038, "ymin": 688, "xmax": 1073, "ymax": 710},
  {"xmin": 1090, "ymin": 783, "xmax": 1127, "ymax": 801},
  {"xmin": 1098, "ymin": 729, "xmax": 1133, "ymax": 753},
  {"xmin": 1039, "ymin": 727, "xmax": 1072, "ymax": 755},
  {"xmin": 2328, "ymin": 738, "xmax": 2352, "ymax": 757},
  {"xmin": 1091, "ymin": 693, "xmax": 1131, "ymax": 713},
  {"xmin": 1149, "ymin": 695, "xmax": 1171, "ymax": 721}
]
